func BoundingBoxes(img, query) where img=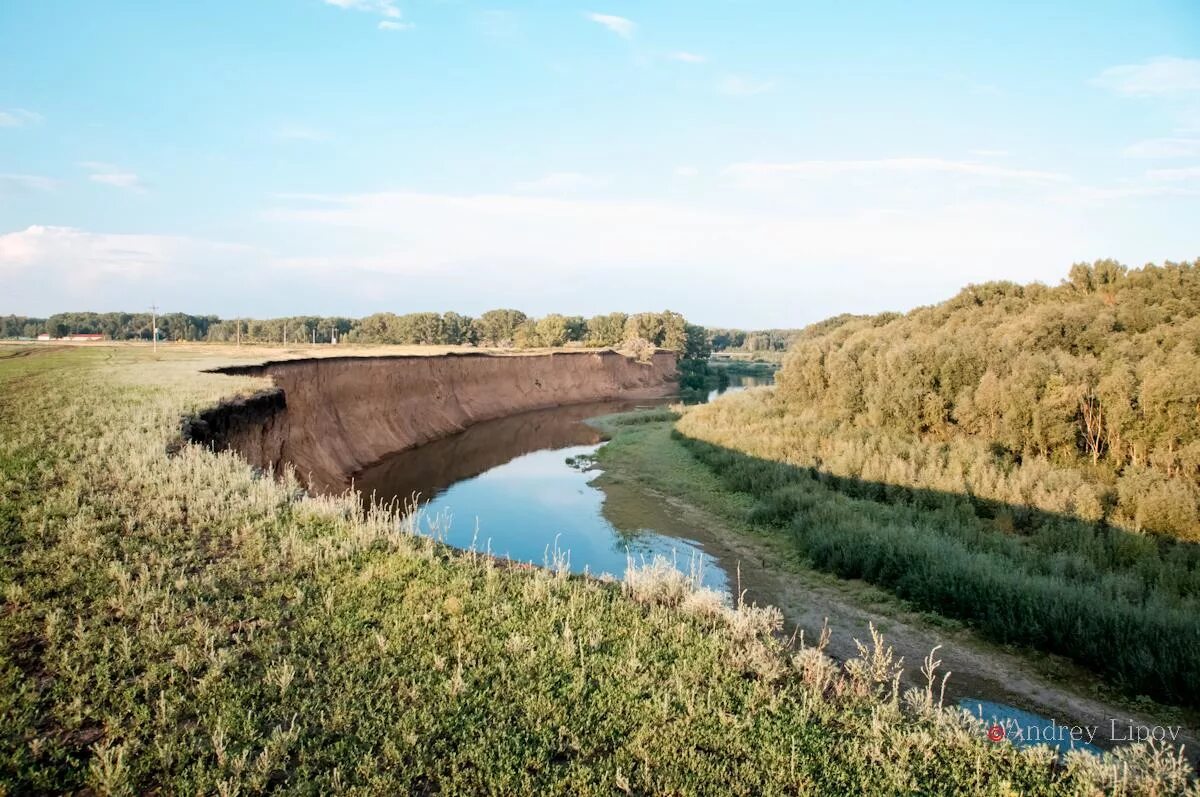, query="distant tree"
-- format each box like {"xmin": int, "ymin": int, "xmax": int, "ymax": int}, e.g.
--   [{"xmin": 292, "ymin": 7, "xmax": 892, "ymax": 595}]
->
[
  {"xmin": 585, "ymin": 313, "xmax": 628, "ymax": 347},
  {"xmin": 442, "ymin": 312, "xmax": 476, "ymax": 345},
  {"xmin": 535, "ymin": 314, "xmax": 571, "ymax": 347},
  {"xmin": 476, "ymin": 309, "xmax": 528, "ymax": 346},
  {"xmin": 624, "ymin": 313, "xmax": 664, "ymax": 346}
]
